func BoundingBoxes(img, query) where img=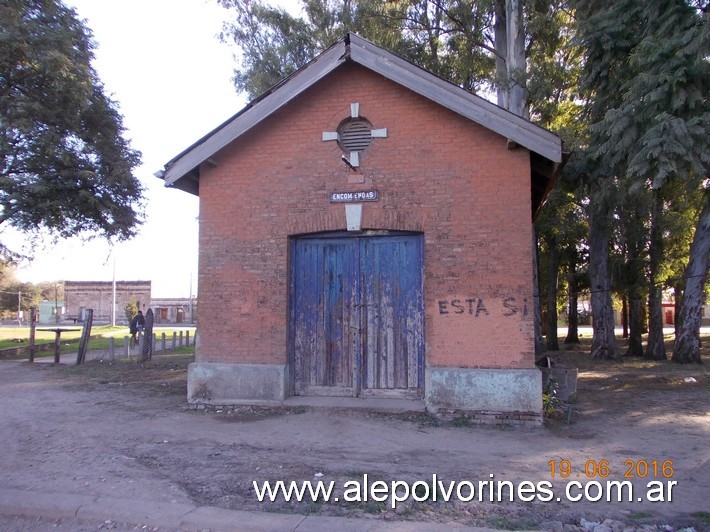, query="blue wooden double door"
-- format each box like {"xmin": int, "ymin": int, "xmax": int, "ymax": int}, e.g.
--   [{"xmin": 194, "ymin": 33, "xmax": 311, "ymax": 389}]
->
[{"xmin": 291, "ymin": 232, "xmax": 424, "ymax": 398}]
